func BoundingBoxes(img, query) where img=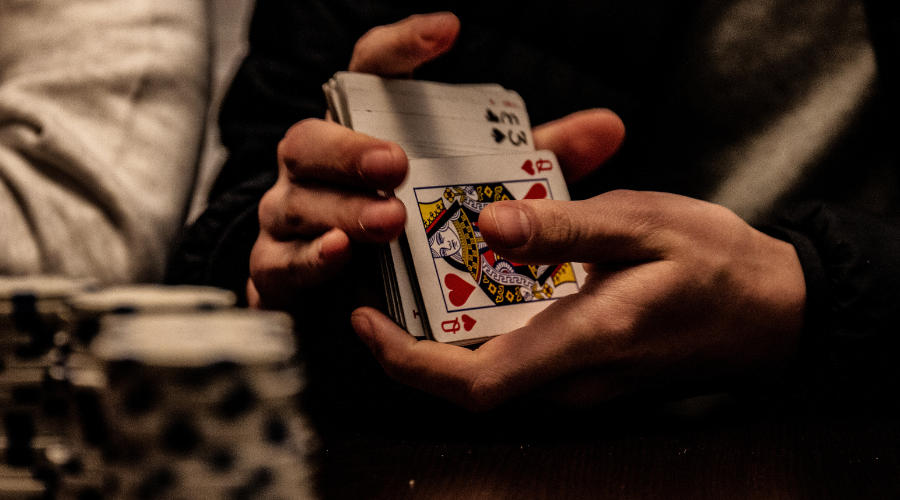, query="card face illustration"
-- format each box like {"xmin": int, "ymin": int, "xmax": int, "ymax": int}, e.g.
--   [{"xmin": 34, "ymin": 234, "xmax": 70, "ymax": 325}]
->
[
  {"xmin": 395, "ymin": 151, "xmax": 587, "ymax": 345},
  {"xmin": 414, "ymin": 181, "xmax": 580, "ymax": 312},
  {"xmin": 325, "ymin": 74, "xmax": 586, "ymax": 345}
]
